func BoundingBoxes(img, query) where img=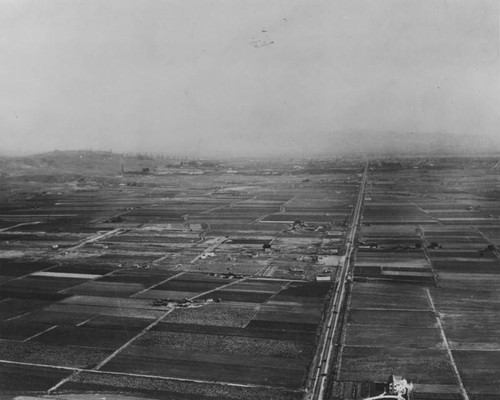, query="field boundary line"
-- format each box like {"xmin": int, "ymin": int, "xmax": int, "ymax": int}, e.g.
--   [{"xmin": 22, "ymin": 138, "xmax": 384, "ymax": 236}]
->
[
  {"xmin": 0, "ymin": 221, "xmax": 43, "ymax": 232},
  {"xmin": 23, "ymin": 324, "xmax": 58, "ymax": 342},
  {"xmin": 76, "ymin": 315, "xmax": 98, "ymax": 327},
  {"xmin": 5, "ymin": 311, "xmax": 33, "ymax": 321},
  {"xmin": 0, "ymin": 359, "xmax": 80, "ymax": 371},
  {"xmin": 187, "ymin": 277, "xmax": 247, "ymax": 301},
  {"xmin": 417, "ymin": 225, "xmax": 441, "ymax": 287},
  {"xmin": 131, "ymin": 271, "xmax": 186, "ymax": 297},
  {"xmin": 426, "ymin": 288, "xmax": 469, "ymax": 400}
]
